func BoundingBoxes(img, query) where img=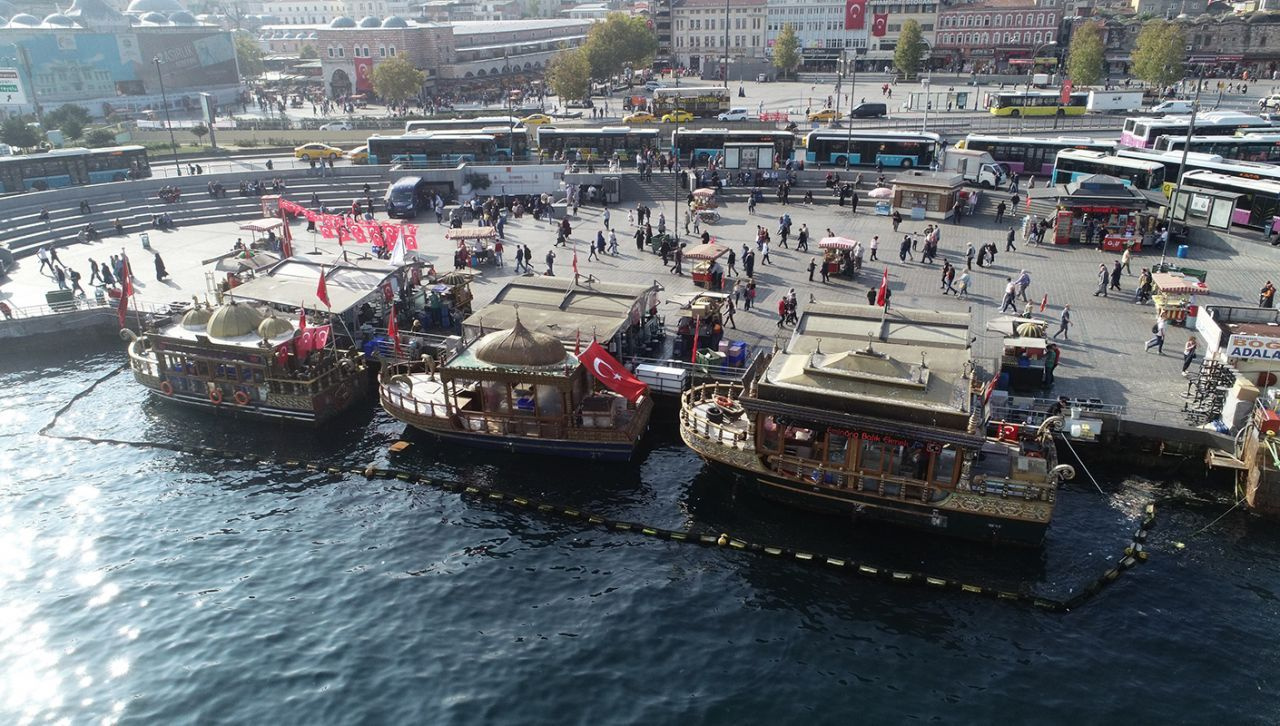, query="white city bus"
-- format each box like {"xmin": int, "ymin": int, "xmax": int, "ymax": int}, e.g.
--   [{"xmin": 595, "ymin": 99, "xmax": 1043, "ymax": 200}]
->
[
  {"xmin": 1051, "ymin": 150, "xmax": 1165, "ymax": 191},
  {"xmin": 1178, "ymin": 169, "xmax": 1280, "ymax": 230},
  {"xmin": 1118, "ymin": 111, "xmax": 1273, "ymax": 148},
  {"xmin": 1152, "ymin": 132, "xmax": 1280, "ymax": 164},
  {"xmin": 651, "ymin": 86, "xmax": 731, "ymax": 118},
  {"xmin": 957, "ymin": 135, "xmax": 1113, "ymax": 176}
]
